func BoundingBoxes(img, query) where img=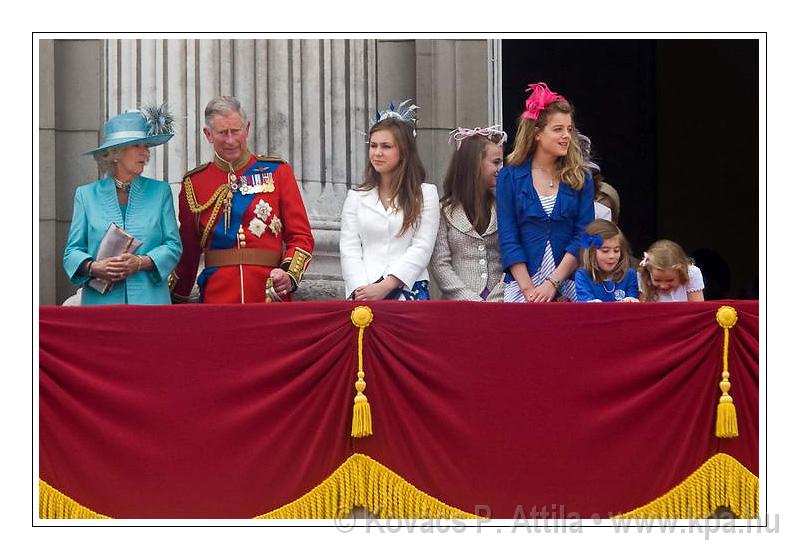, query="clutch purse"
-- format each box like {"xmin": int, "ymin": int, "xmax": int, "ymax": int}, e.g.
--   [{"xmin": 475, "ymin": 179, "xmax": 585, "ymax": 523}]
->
[{"xmin": 88, "ymin": 223, "xmax": 143, "ymax": 294}]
